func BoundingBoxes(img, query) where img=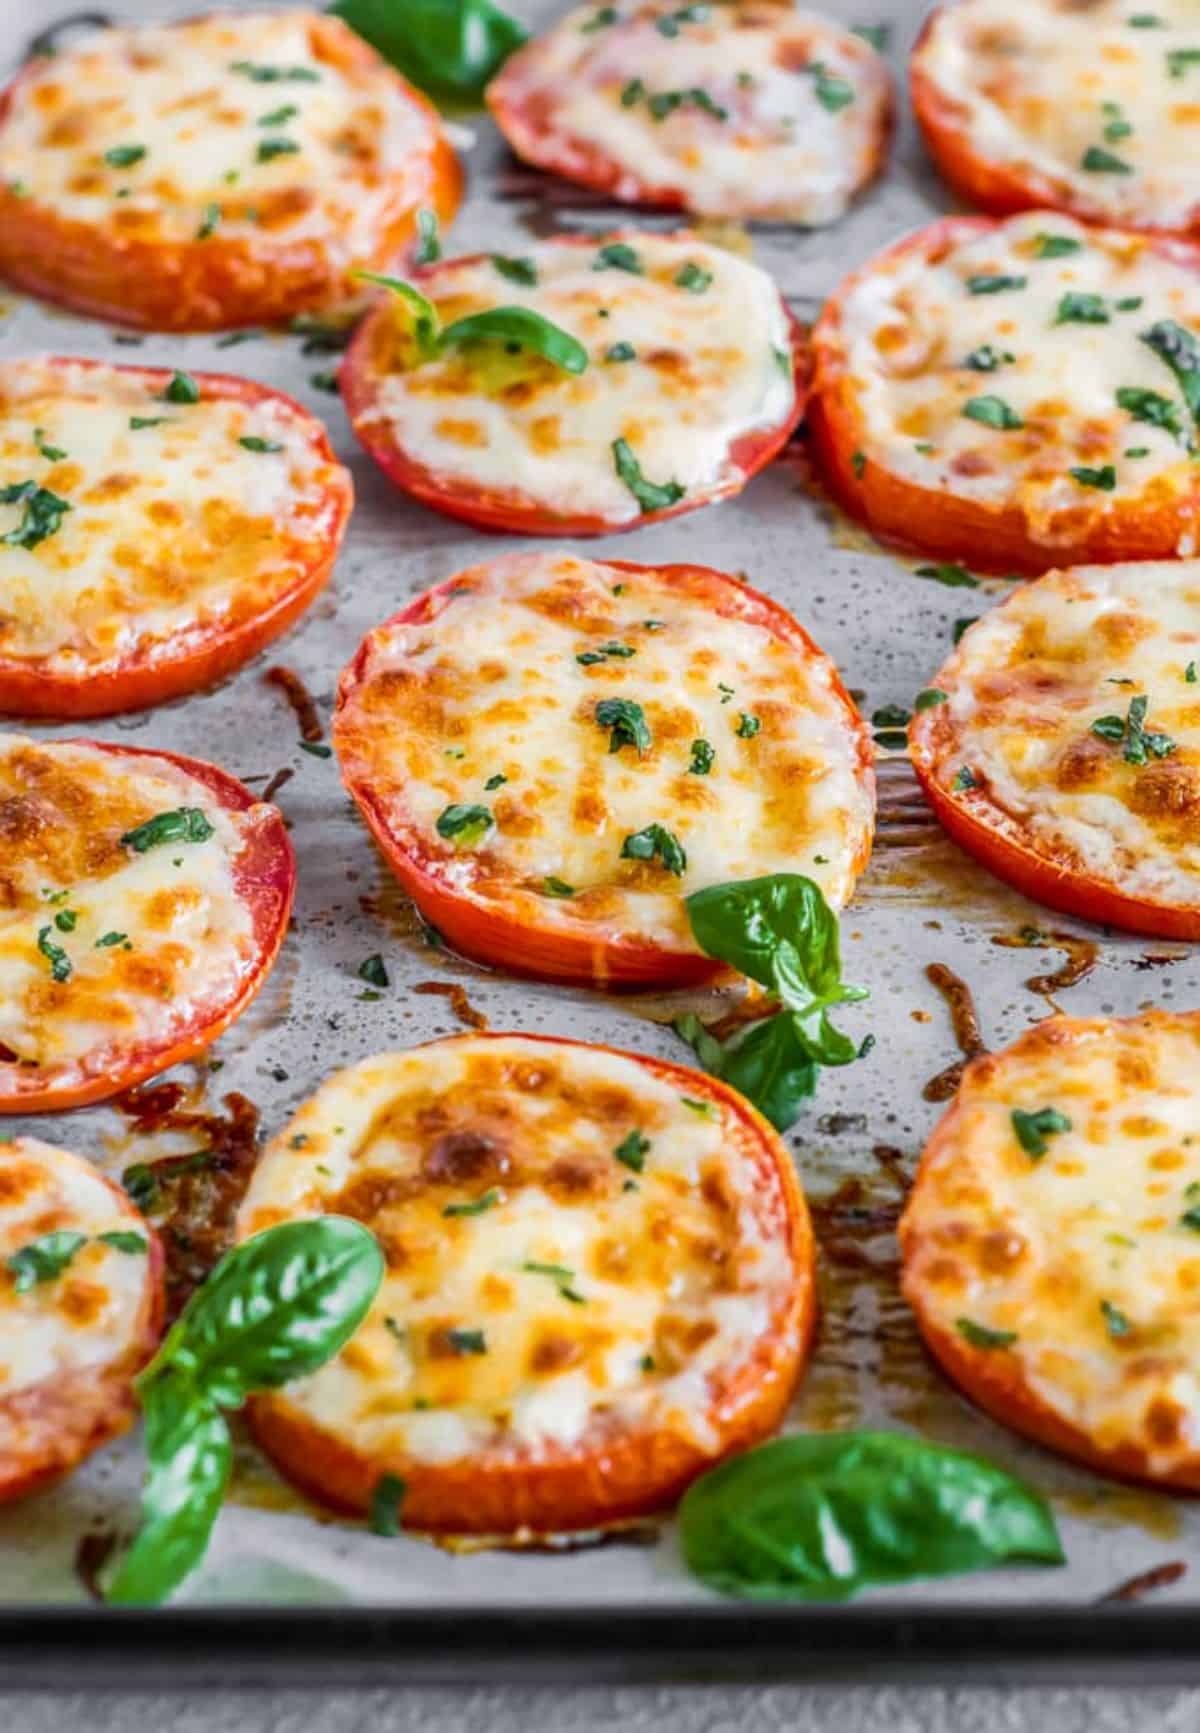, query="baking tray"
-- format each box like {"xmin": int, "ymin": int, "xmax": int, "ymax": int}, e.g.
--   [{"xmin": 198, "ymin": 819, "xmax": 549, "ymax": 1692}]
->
[{"xmin": 3, "ymin": 0, "xmax": 1200, "ymax": 1686}]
